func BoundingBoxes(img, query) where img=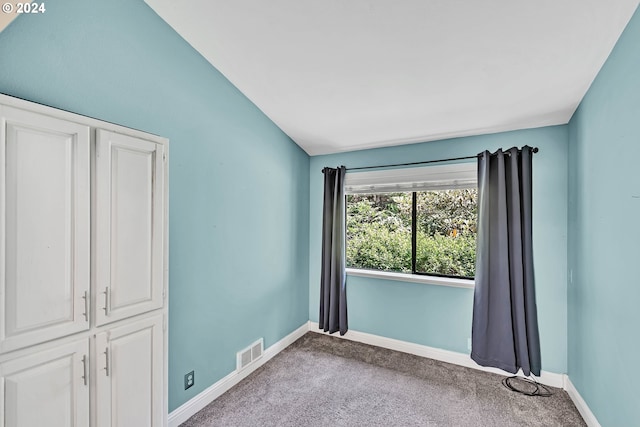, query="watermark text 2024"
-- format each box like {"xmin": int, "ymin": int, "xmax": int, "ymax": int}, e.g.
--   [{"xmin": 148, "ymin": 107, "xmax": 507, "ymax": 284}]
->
[{"xmin": 2, "ymin": 3, "xmax": 46, "ymax": 14}]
